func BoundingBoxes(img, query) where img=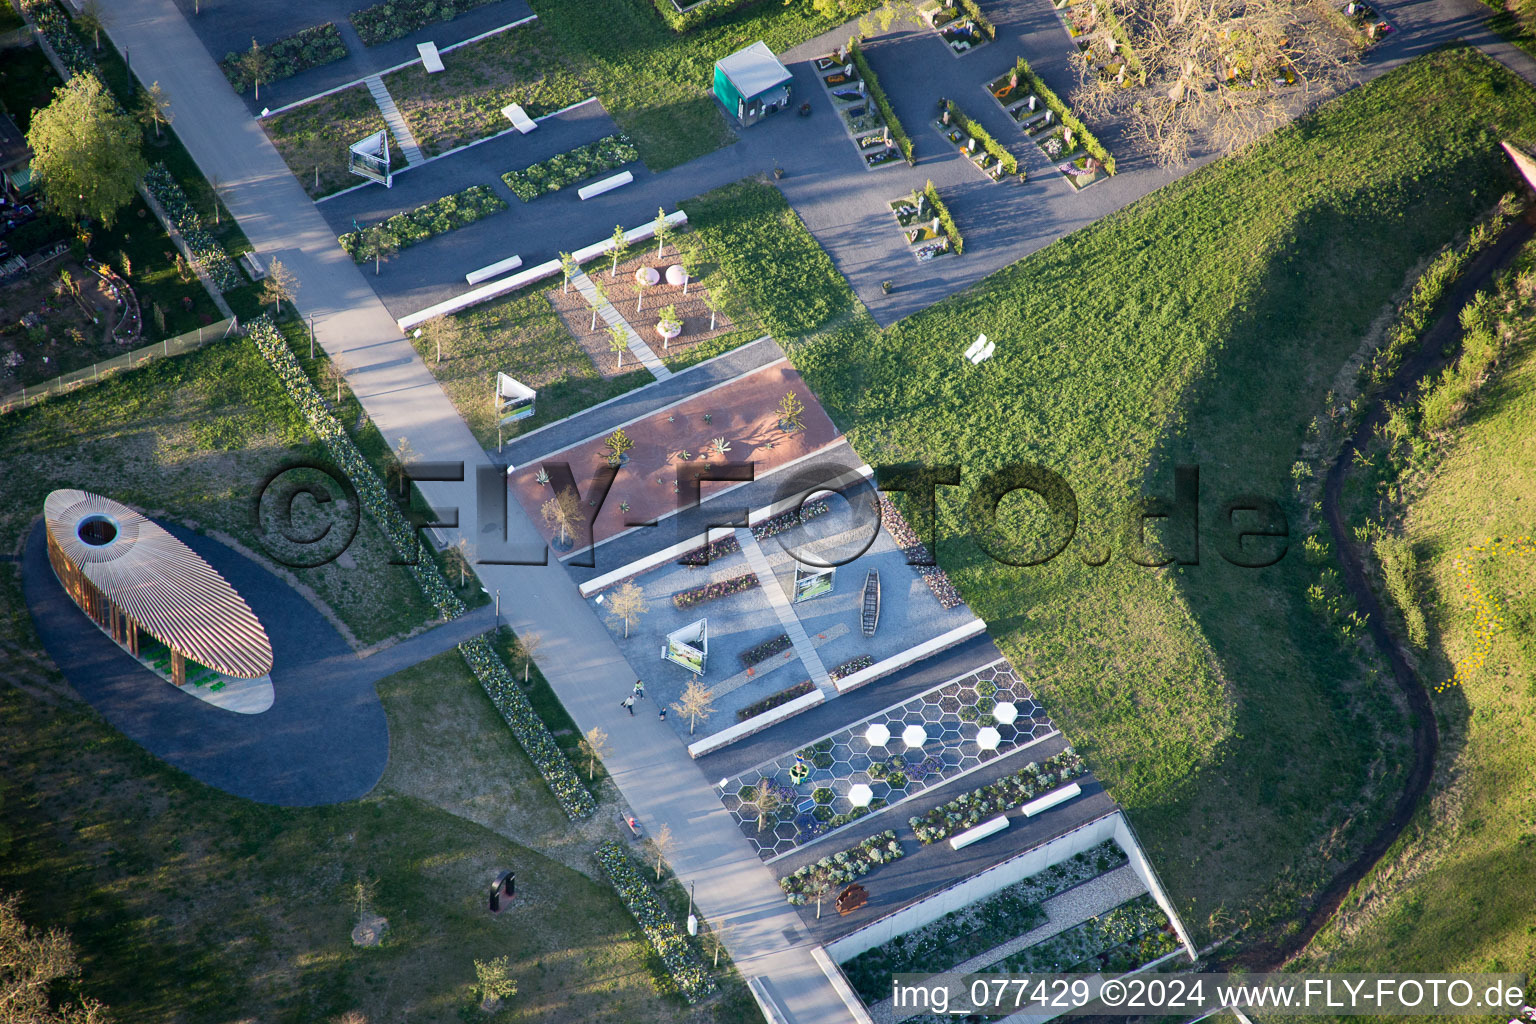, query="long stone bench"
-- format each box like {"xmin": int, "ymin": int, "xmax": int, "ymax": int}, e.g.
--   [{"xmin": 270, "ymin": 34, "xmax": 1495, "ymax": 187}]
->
[
  {"xmin": 949, "ymin": 814, "xmax": 1009, "ymax": 850},
  {"xmin": 465, "ymin": 254, "xmax": 522, "ymax": 285},
  {"xmin": 578, "ymin": 171, "xmax": 634, "ymax": 200},
  {"xmin": 1022, "ymin": 782, "xmax": 1082, "ymax": 817}
]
